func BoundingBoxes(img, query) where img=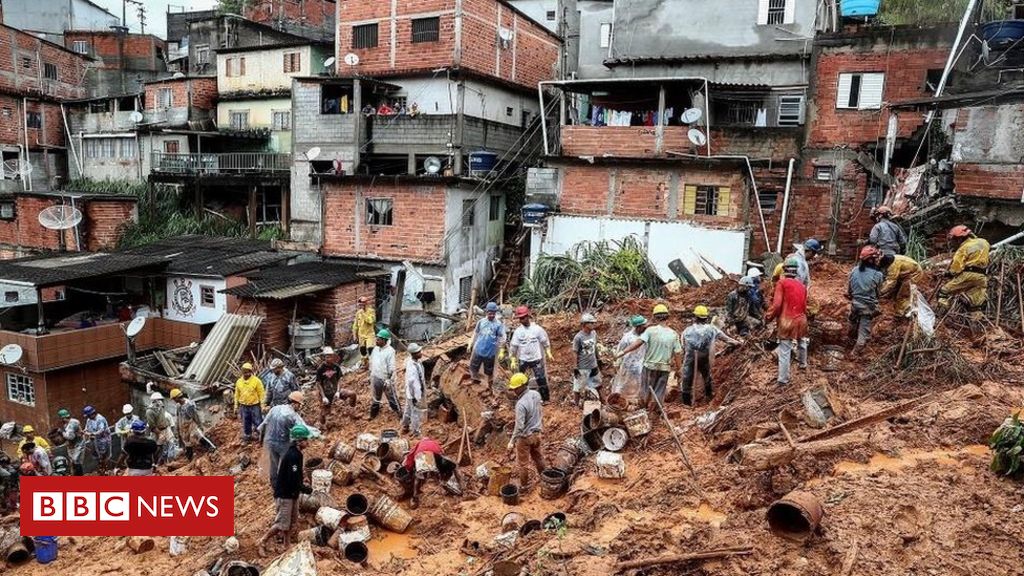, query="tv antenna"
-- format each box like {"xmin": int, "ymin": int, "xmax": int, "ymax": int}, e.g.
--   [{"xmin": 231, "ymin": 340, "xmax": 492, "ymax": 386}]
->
[
  {"xmin": 343, "ymin": 53, "xmax": 359, "ymax": 66},
  {"xmin": 687, "ymin": 128, "xmax": 707, "ymax": 147},
  {"xmin": 123, "ymin": 316, "xmax": 146, "ymax": 363},
  {"xmin": 323, "ymin": 56, "xmax": 336, "ymax": 75},
  {"xmin": 2, "ymin": 159, "xmax": 32, "ymax": 180},
  {"xmin": 38, "ymin": 205, "xmax": 83, "ymax": 230},
  {"xmin": 0, "ymin": 344, "xmax": 23, "ymax": 367},
  {"xmin": 423, "ymin": 156, "xmax": 442, "ymax": 175}
]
